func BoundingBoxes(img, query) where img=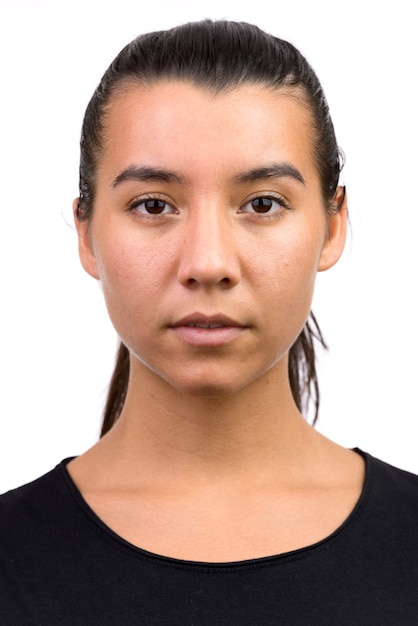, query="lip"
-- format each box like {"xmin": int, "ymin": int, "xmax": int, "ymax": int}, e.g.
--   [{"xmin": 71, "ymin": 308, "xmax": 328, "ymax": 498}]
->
[{"xmin": 169, "ymin": 313, "xmax": 247, "ymax": 347}]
